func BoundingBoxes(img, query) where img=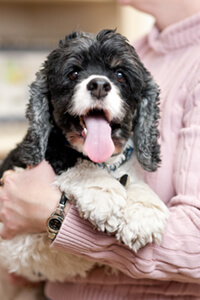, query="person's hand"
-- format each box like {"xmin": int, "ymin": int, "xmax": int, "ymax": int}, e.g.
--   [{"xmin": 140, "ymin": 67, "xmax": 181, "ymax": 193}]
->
[
  {"xmin": 0, "ymin": 160, "xmax": 63, "ymax": 239},
  {"xmin": 5, "ymin": 270, "xmax": 42, "ymax": 287}
]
